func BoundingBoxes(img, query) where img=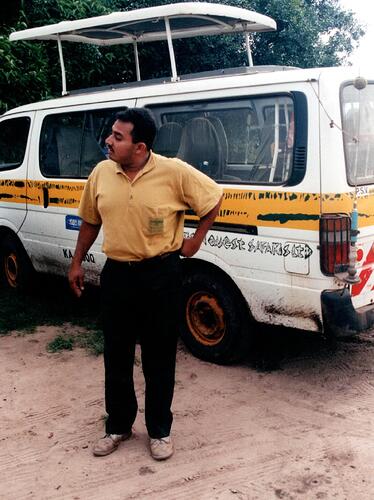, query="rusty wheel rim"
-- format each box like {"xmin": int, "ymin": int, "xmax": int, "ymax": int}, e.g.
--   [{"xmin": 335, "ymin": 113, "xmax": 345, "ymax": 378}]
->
[
  {"xmin": 5, "ymin": 252, "xmax": 18, "ymax": 288},
  {"xmin": 186, "ymin": 291, "xmax": 225, "ymax": 346}
]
